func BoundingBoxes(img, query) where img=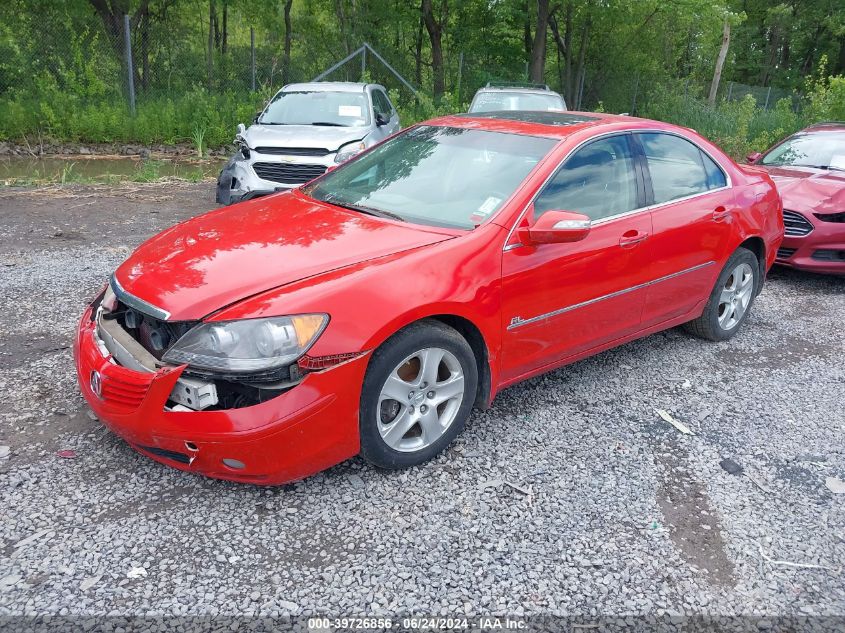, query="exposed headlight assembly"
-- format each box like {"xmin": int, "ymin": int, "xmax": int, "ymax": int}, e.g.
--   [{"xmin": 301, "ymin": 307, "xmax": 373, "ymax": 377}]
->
[
  {"xmin": 334, "ymin": 140, "xmax": 366, "ymax": 164},
  {"xmin": 163, "ymin": 314, "xmax": 328, "ymax": 372},
  {"xmin": 234, "ymin": 134, "xmax": 251, "ymax": 159}
]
